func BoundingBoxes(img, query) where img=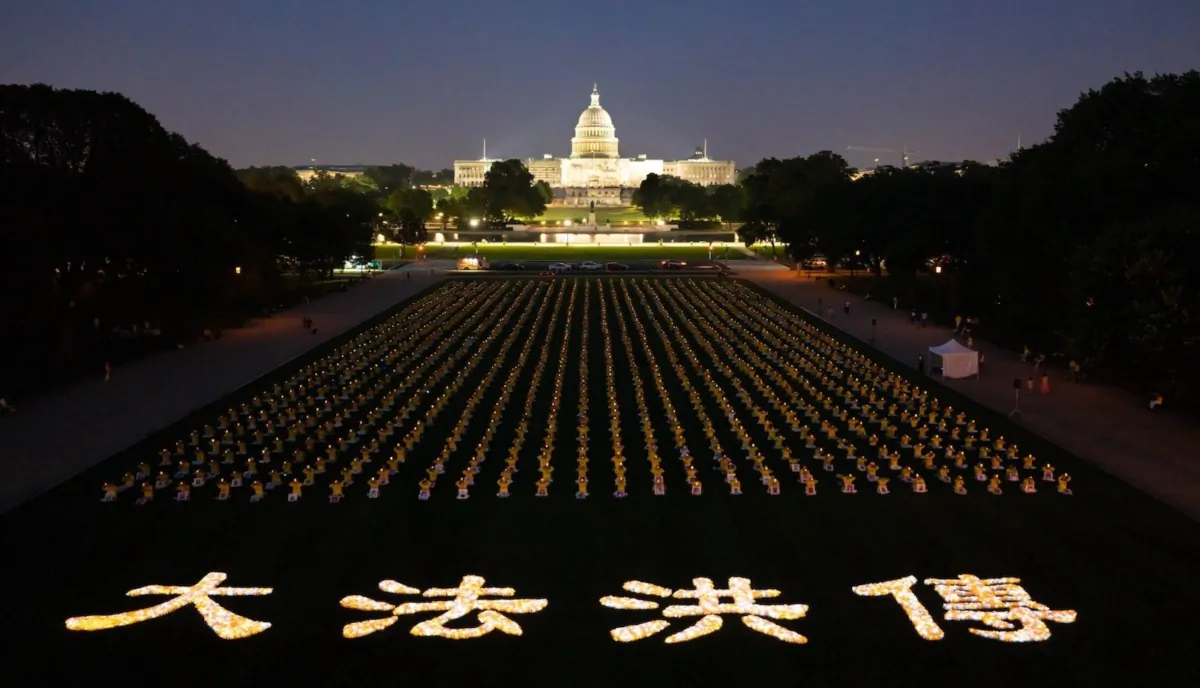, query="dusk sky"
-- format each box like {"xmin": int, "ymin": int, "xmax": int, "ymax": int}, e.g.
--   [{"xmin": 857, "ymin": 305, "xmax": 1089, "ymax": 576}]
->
[{"xmin": 4, "ymin": 0, "xmax": 1198, "ymax": 170}]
